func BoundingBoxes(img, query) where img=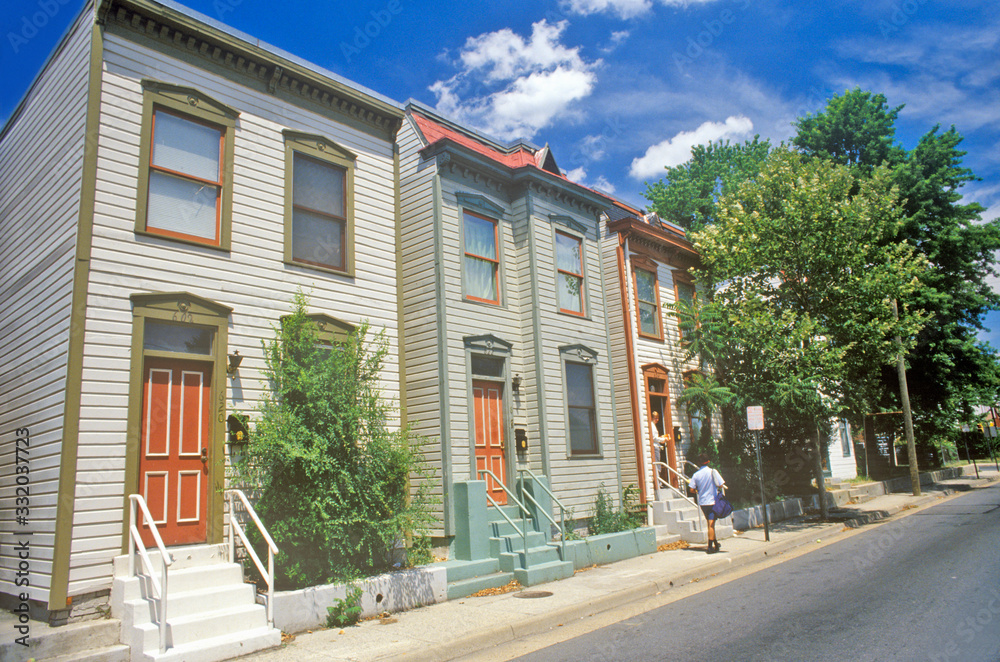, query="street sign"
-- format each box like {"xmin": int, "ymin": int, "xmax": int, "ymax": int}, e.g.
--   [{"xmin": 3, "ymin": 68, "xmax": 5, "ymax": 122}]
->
[{"xmin": 747, "ymin": 406, "xmax": 764, "ymax": 431}]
